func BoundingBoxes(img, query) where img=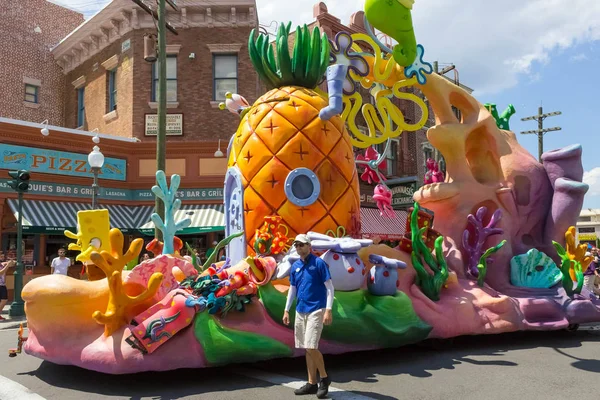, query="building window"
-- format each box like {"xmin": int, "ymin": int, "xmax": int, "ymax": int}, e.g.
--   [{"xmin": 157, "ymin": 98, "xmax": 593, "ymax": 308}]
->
[
  {"xmin": 374, "ymin": 139, "xmax": 399, "ymax": 177},
  {"xmin": 579, "ymin": 216, "xmax": 592, "ymax": 222},
  {"xmin": 423, "ymin": 145, "xmax": 433, "ymax": 172},
  {"xmin": 152, "ymin": 56, "xmax": 177, "ymax": 102},
  {"xmin": 579, "ymin": 227, "xmax": 595, "ymax": 233},
  {"xmin": 108, "ymin": 69, "xmax": 117, "ymax": 112},
  {"xmin": 213, "ymin": 54, "xmax": 238, "ymax": 101},
  {"xmin": 25, "ymin": 84, "xmax": 39, "ymax": 103},
  {"xmin": 77, "ymin": 87, "xmax": 85, "ymax": 127}
]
